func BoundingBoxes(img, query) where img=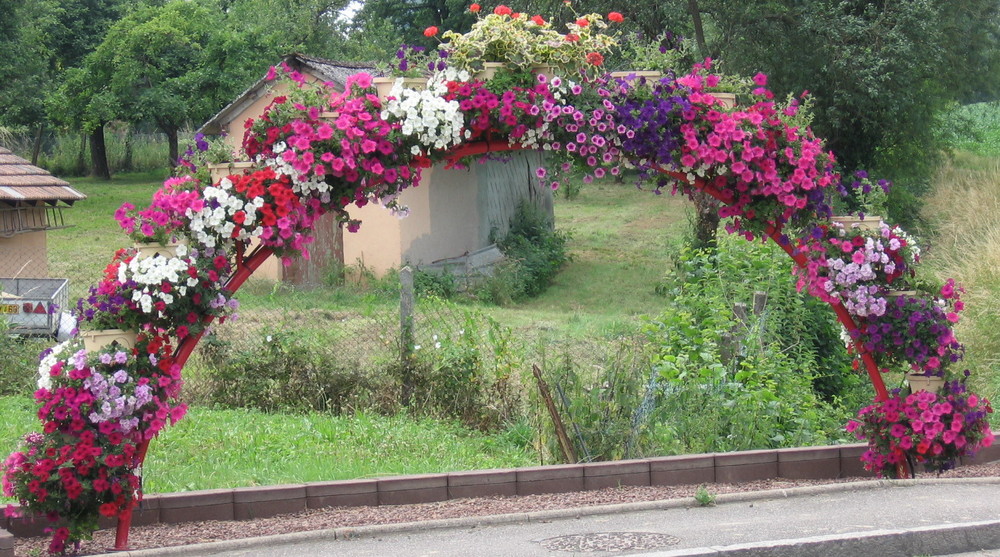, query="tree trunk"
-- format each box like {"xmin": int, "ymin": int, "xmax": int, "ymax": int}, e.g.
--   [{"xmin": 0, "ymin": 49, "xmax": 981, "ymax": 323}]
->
[
  {"xmin": 89, "ymin": 125, "xmax": 111, "ymax": 180},
  {"xmin": 31, "ymin": 124, "xmax": 44, "ymax": 166},
  {"xmin": 688, "ymin": 0, "xmax": 709, "ymax": 57},
  {"xmin": 165, "ymin": 126, "xmax": 179, "ymax": 169}
]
